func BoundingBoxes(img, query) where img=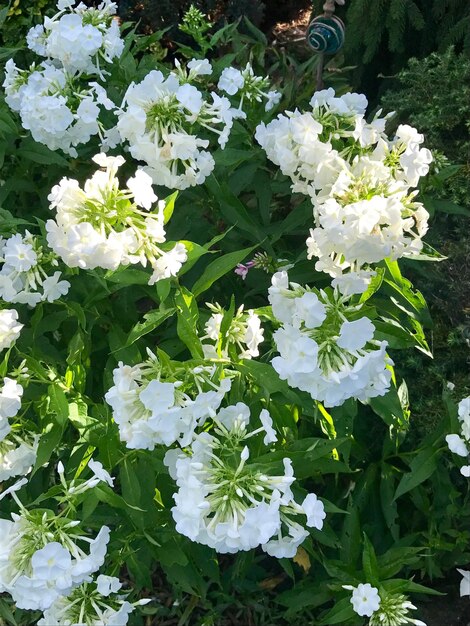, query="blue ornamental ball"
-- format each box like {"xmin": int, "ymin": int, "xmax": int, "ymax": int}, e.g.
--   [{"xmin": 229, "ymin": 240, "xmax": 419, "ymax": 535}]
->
[{"xmin": 306, "ymin": 15, "xmax": 345, "ymax": 54}]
